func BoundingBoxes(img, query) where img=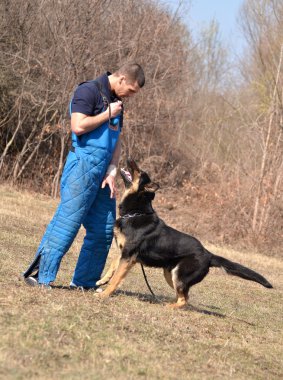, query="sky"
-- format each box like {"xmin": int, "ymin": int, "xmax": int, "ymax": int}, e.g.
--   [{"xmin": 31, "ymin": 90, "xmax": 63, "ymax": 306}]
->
[{"xmin": 167, "ymin": 0, "xmax": 245, "ymax": 57}]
